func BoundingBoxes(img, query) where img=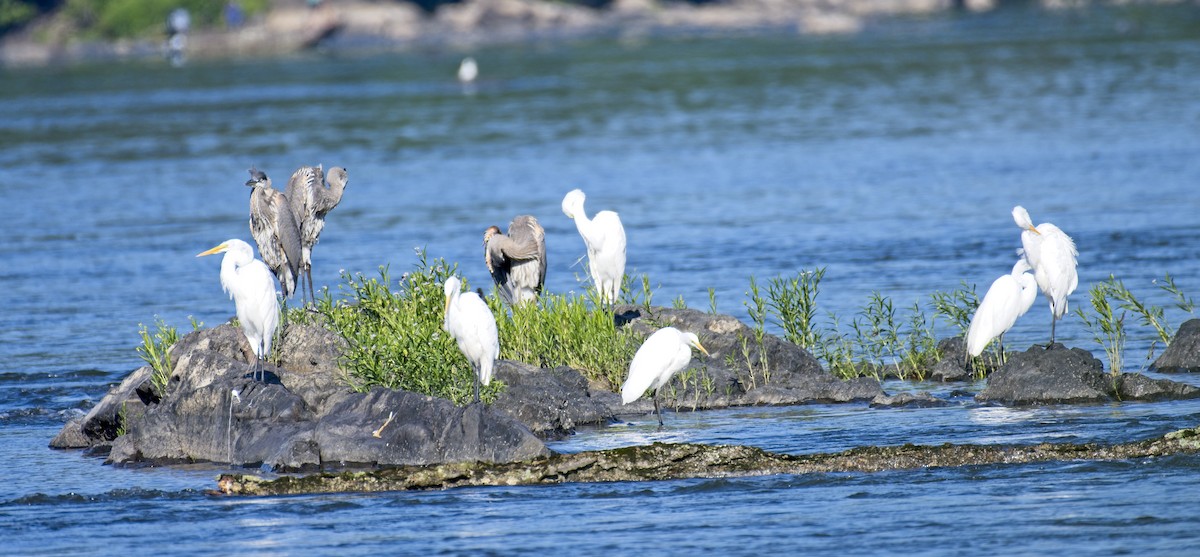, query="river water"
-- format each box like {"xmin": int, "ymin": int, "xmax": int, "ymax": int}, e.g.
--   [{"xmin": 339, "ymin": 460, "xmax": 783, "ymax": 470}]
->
[{"xmin": 3, "ymin": 4, "xmax": 1200, "ymax": 555}]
